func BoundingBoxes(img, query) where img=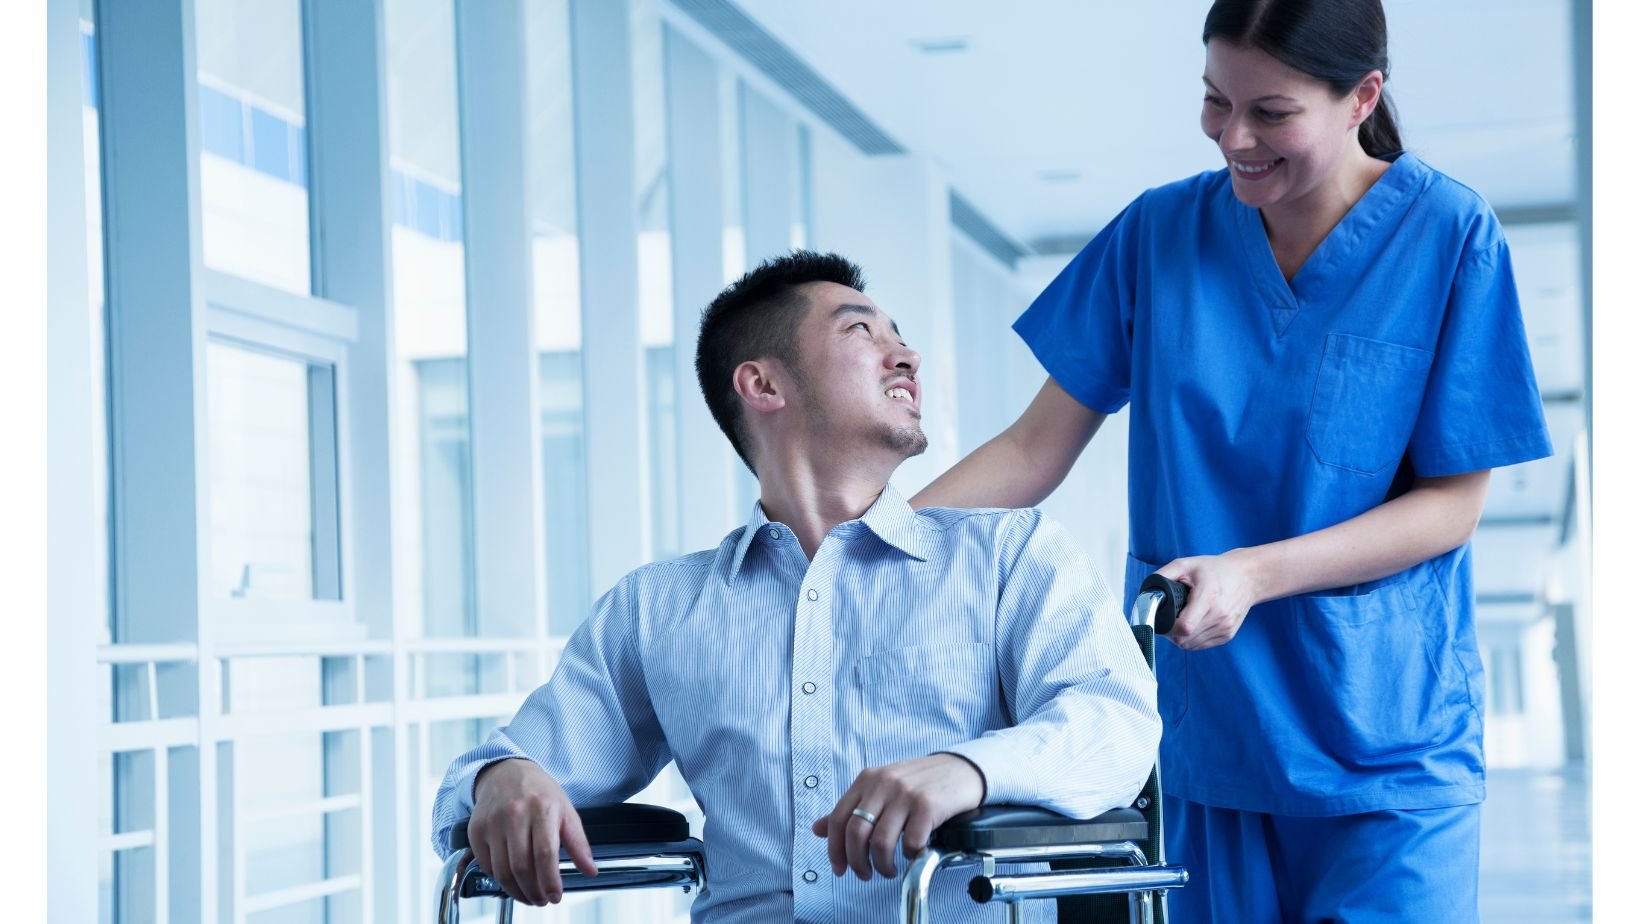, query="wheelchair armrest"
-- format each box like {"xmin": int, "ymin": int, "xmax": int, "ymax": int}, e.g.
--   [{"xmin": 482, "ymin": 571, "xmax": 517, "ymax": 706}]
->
[
  {"xmin": 932, "ymin": 805, "xmax": 1150, "ymax": 853},
  {"xmin": 451, "ymin": 803, "xmax": 691, "ymax": 851}
]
